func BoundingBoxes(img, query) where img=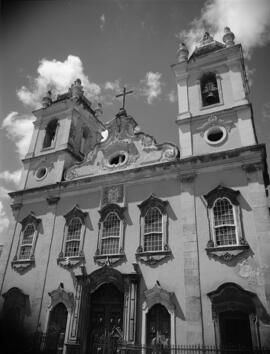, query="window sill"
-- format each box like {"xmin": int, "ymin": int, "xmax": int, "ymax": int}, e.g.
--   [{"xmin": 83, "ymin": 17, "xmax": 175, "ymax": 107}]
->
[
  {"xmin": 57, "ymin": 252, "xmax": 85, "ymax": 269},
  {"xmin": 200, "ymin": 101, "xmax": 223, "ymax": 111},
  {"xmin": 12, "ymin": 257, "xmax": 35, "ymax": 273},
  {"xmin": 94, "ymin": 253, "xmax": 126, "ymax": 266},
  {"xmin": 206, "ymin": 242, "xmax": 250, "ymax": 264},
  {"xmin": 136, "ymin": 248, "xmax": 172, "ymax": 266}
]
